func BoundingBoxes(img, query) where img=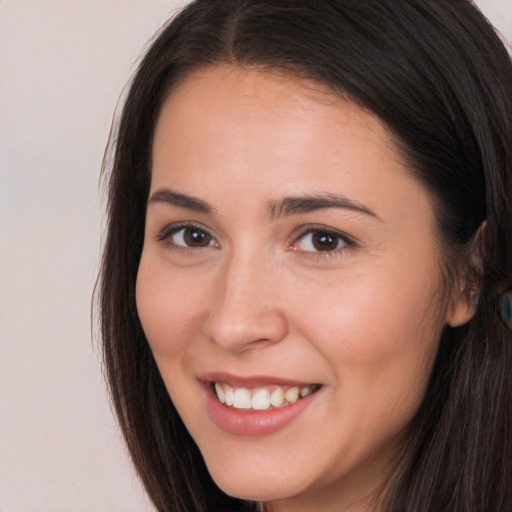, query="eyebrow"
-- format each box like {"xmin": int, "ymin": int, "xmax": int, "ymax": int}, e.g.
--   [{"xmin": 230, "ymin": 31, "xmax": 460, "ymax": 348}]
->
[
  {"xmin": 148, "ymin": 189, "xmax": 215, "ymax": 215},
  {"xmin": 148, "ymin": 188, "xmax": 382, "ymax": 222},
  {"xmin": 269, "ymin": 193, "xmax": 383, "ymax": 222}
]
